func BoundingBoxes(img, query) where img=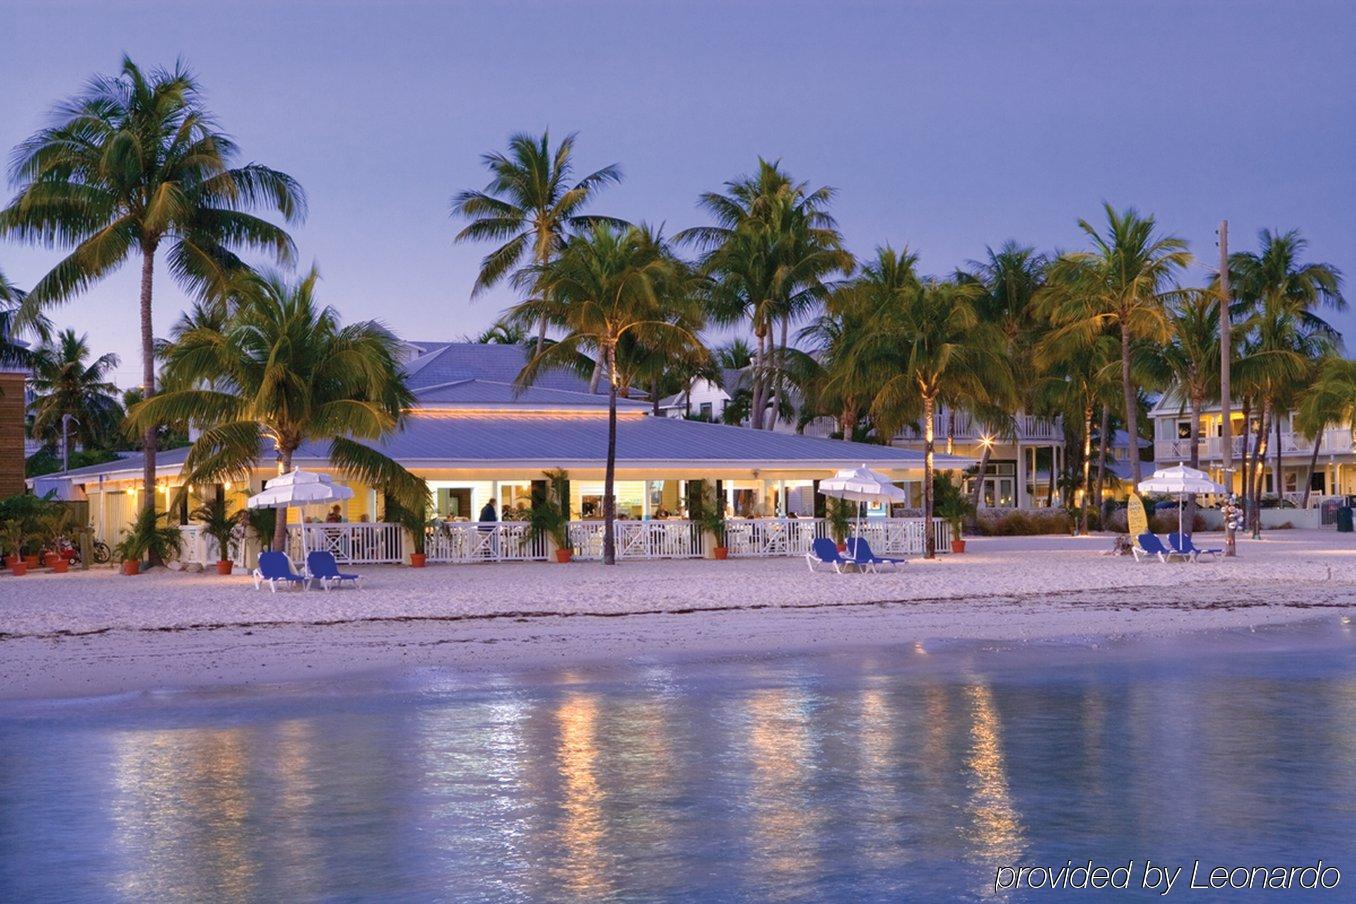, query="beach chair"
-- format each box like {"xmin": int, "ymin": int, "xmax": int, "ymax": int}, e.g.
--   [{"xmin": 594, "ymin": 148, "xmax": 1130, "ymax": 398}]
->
[
  {"xmin": 806, "ymin": 537, "xmax": 857, "ymax": 573},
  {"xmin": 846, "ymin": 537, "xmax": 906, "ymax": 573},
  {"xmin": 306, "ymin": 550, "xmax": 361, "ymax": 590},
  {"xmin": 252, "ymin": 550, "xmax": 310, "ymax": 592},
  {"xmin": 1168, "ymin": 532, "xmax": 1222, "ymax": 563},
  {"xmin": 1132, "ymin": 532, "xmax": 1186, "ymax": 563}
]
